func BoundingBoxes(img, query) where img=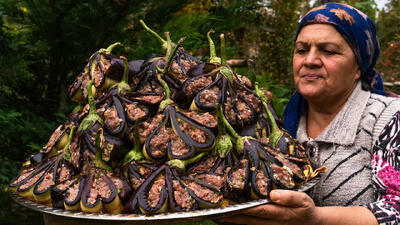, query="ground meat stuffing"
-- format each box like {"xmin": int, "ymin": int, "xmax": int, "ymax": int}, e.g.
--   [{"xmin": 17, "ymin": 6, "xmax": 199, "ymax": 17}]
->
[
  {"xmin": 173, "ymin": 180, "xmax": 193, "ymax": 210},
  {"xmin": 98, "ymin": 177, "xmax": 112, "ymax": 199},
  {"xmin": 186, "ymin": 180, "xmax": 220, "ymax": 203},
  {"xmin": 276, "ymin": 155, "xmax": 304, "ymax": 180},
  {"xmin": 148, "ymin": 175, "xmax": 165, "ymax": 208},
  {"xmin": 178, "ymin": 120, "xmax": 207, "ymax": 144},
  {"xmin": 81, "ymin": 75, "xmax": 91, "ymax": 99},
  {"xmin": 231, "ymin": 159, "xmax": 247, "ymax": 189},
  {"xmin": 170, "ymin": 133, "xmax": 190, "ymax": 156},
  {"xmin": 69, "ymin": 135, "xmax": 80, "ymax": 167},
  {"xmin": 192, "ymin": 156, "xmax": 216, "ymax": 173},
  {"xmin": 136, "ymin": 165, "xmax": 154, "ymax": 178},
  {"xmin": 182, "ymin": 111, "xmax": 217, "ymax": 128},
  {"xmin": 130, "ymin": 176, "xmax": 145, "ymax": 190},
  {"xmin": 256, "ymin": 170, "xmax": 268, "ymax": 195},
  {"xmin": 100, "ymin": 136, "xmax": 115, "ymax": 162},
  {"xmin": 224, "ymin": 97, "xmax": 236, "ymax": 123},
  {"xmin": 57, "ymin": 166, "xmax": 70, "ymax": 183},
  {"xmin": 126, "ymin": 103, "xmax": 146, "ymax": 121},
  {"xmin": 92, "ymin": 58, "xmax": 111, "ymax": 88},
  {"xmin": 134, "ymin": 95, "xmax": 163, "ymax": 105},
  {"xmin": 149, "ymin": 127, "xmax": 172, "ymax": 157},
  {"xmin": 185, "ymin": 76, "xmax": 212, "ymax": 96},
  {"xmin": 139, "ymin": 82, "xmax": 164, "ymax": 95},
  {"xmin": 104, "ymin": 106, "xmax": 121, "ymax": 131},
  {"xmin": 12, "ymin": 168, "xmax": 35, "ymax": 185},
  {"xmin": 43, "ymin": 125, "xmax": 63, "ymax": 153},
  {"xmin": 271, "ymin": 164, "xmax": 295, "ymax": 189},
  {"xmin": 19, "ymin": 170, "xmax": 46, "ymax": 190},
  {"xmin": 110, "ymin": 177, "xmax": 124, "ymax": 197},
  {"xmin": 237, "ymin": 89, "xmax": 261, "ymax": 113},
  {"xmin": 78, "ymin": 104, "xmax": 90, "ymax": 119},
  {"xmin": 199, "ymin": 86, "xmax": 219, "ymax": 106},
  {"xmin": 36, "ymin": 172, "xmax": 54, "ymax": 192},
  {"xmin": 56, "ymin": 178, "xmax": 76, "ymax": 191},
  {"xmin": 237, "ymin": 75, "xmax": 252, "ymax": 88},
  {"xmin": 236, "ymin": 98, "xmax": 252, "ymax": 121},
  {"xmin": 66, "ymin": 181, "xmax": 80, "ymax": 202},
  {"xmin": 194, "ymin": 174, "xmax": 225, "ymax": 190}
]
